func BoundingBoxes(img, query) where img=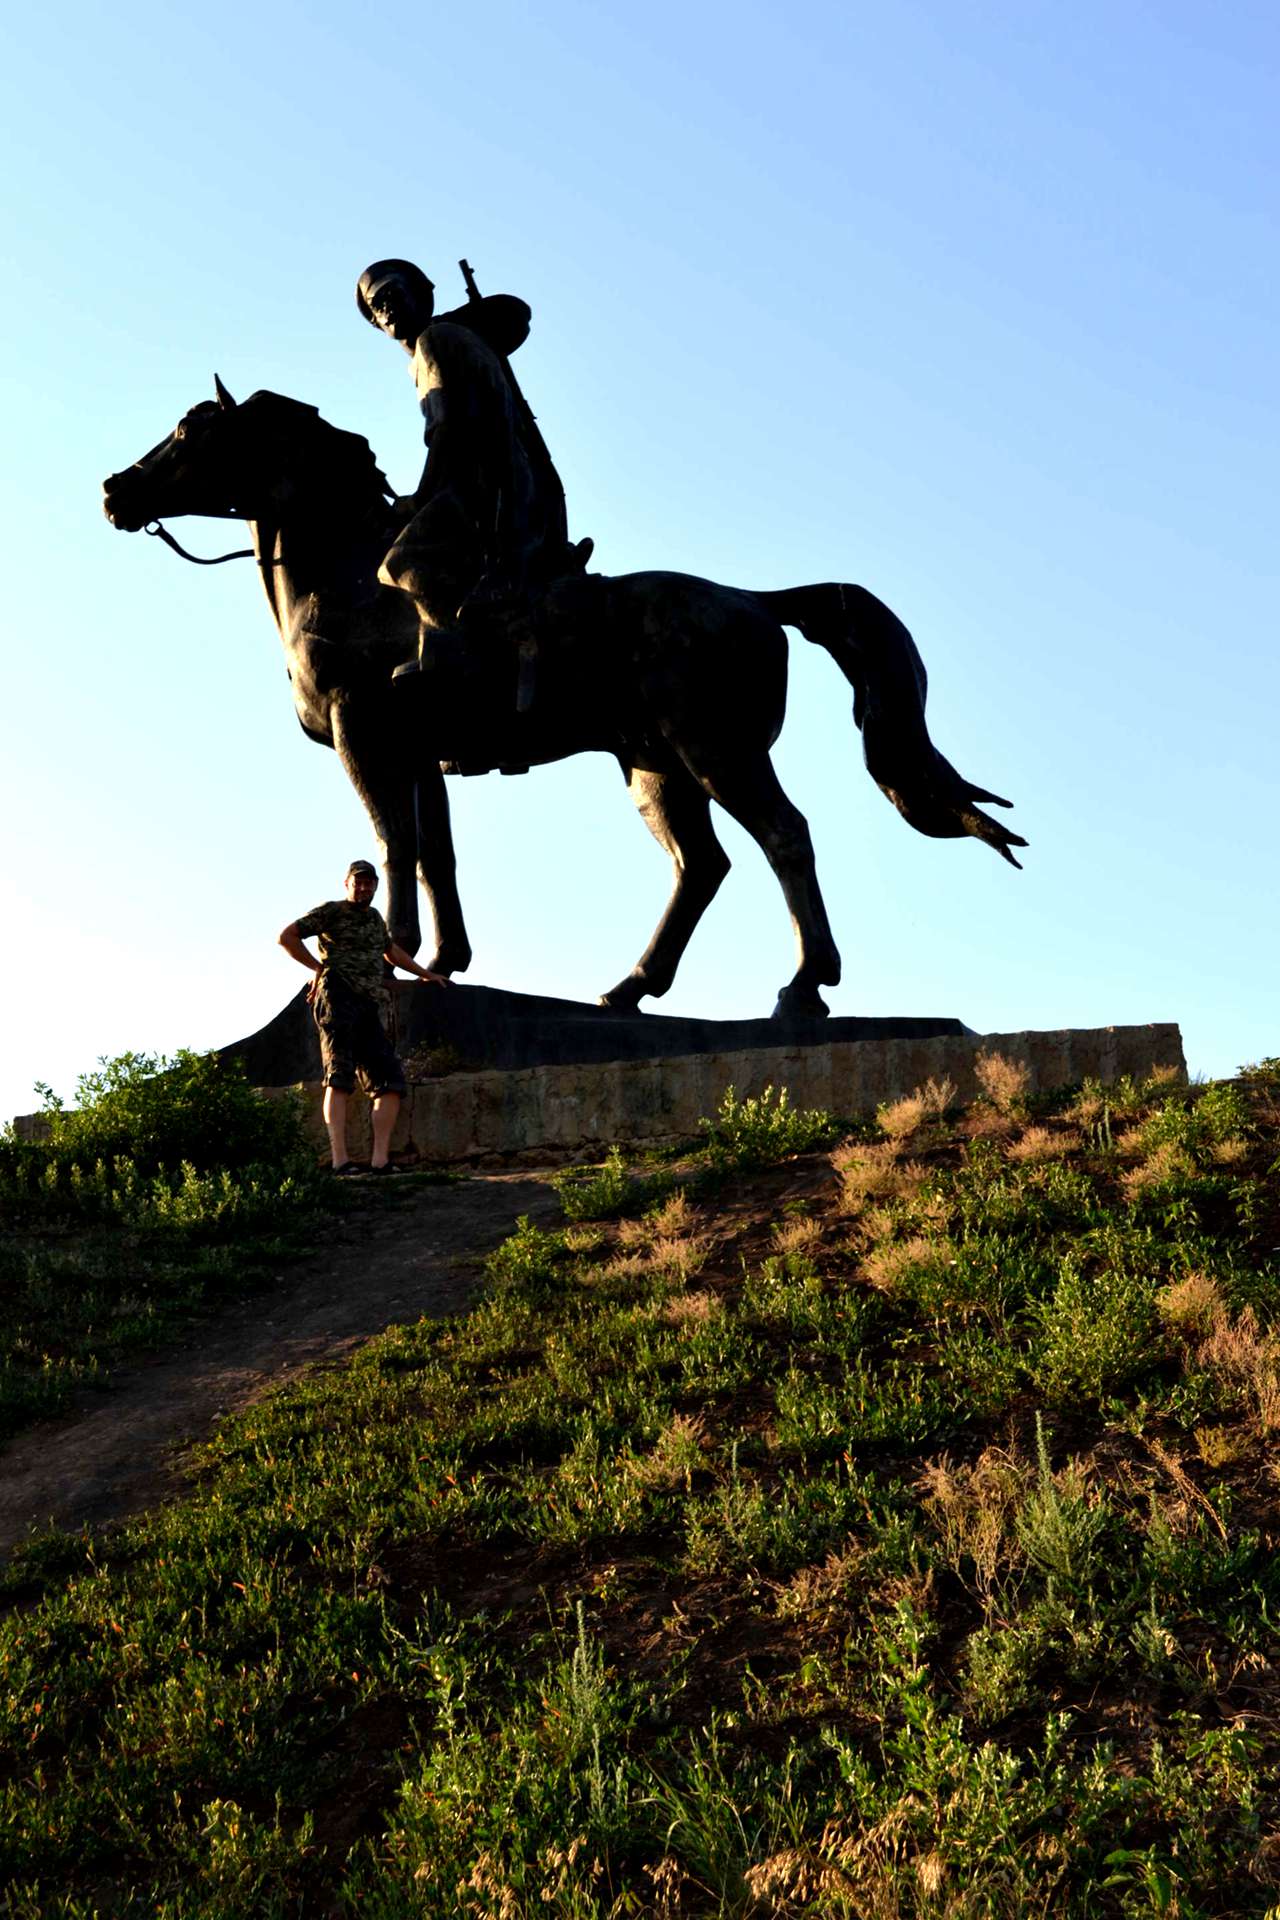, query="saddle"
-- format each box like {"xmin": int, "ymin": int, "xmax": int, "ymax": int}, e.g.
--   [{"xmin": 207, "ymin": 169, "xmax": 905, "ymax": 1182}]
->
[{"xmin": 408, "ymin": 540, "xmax": 602, "ymax": 776}]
